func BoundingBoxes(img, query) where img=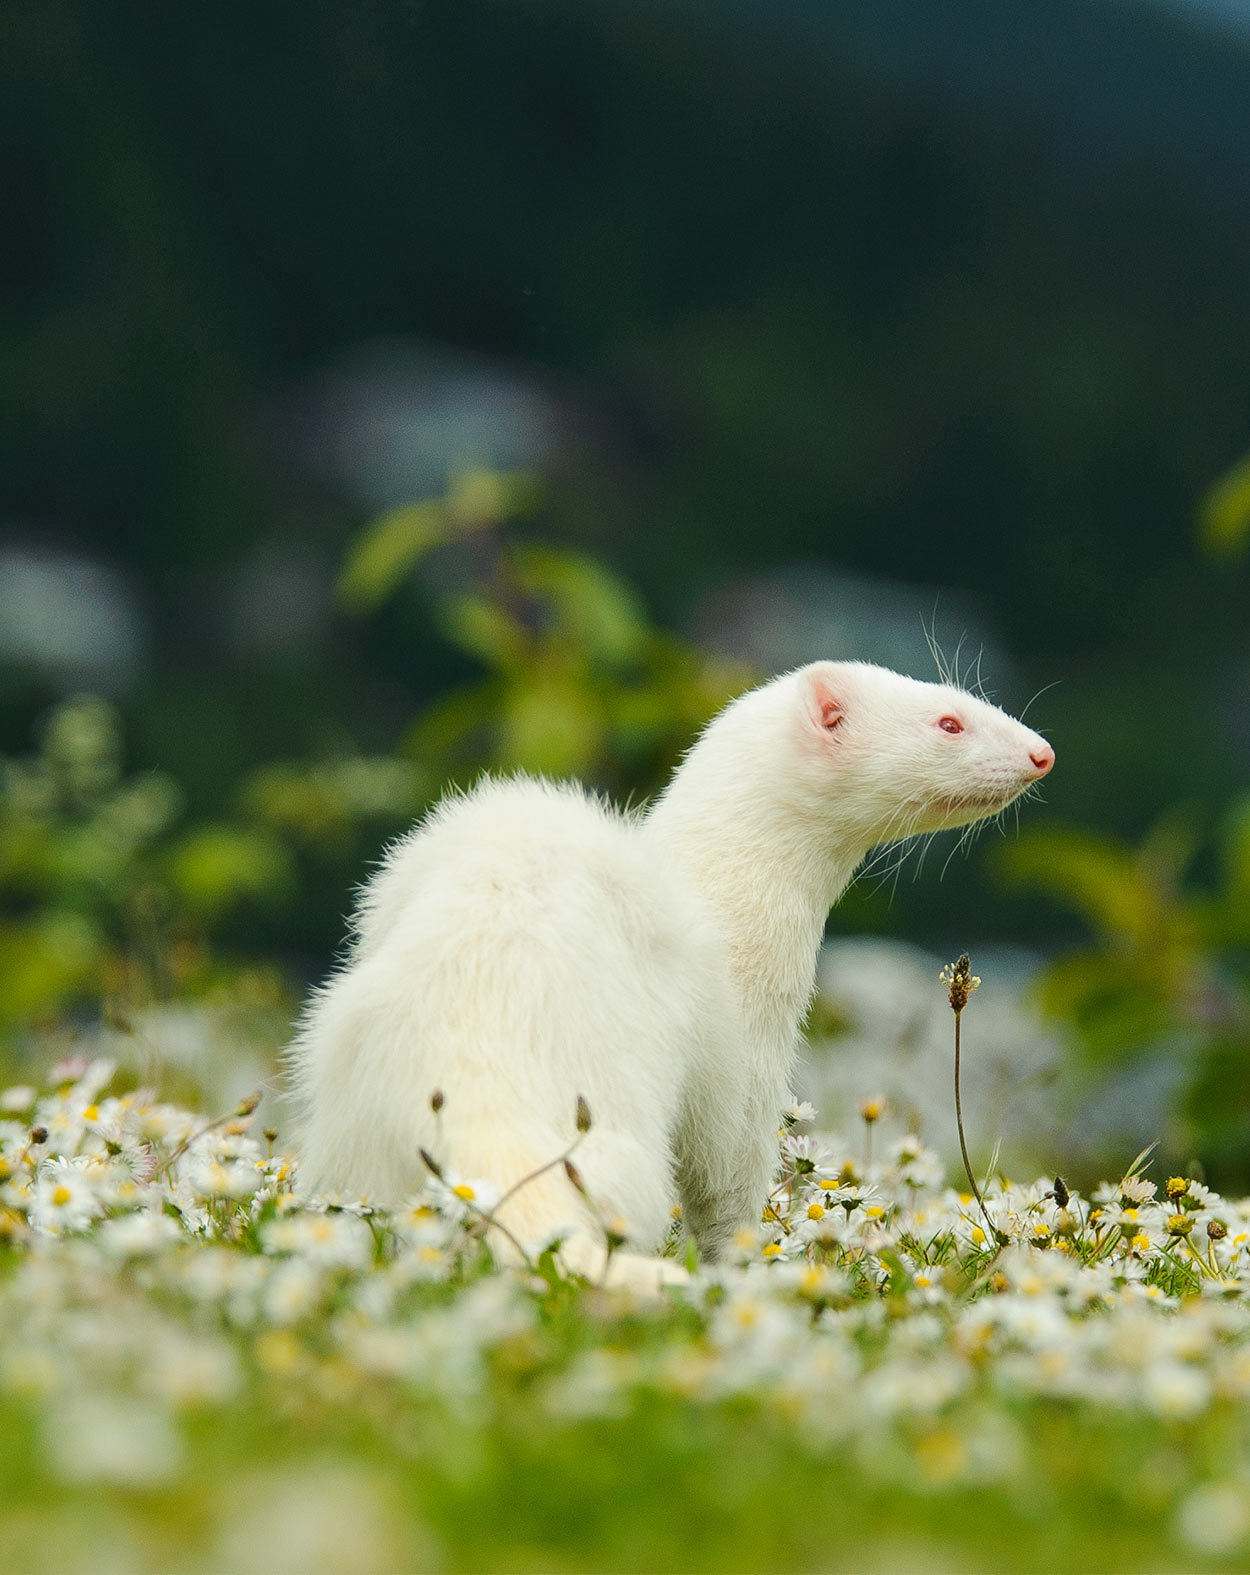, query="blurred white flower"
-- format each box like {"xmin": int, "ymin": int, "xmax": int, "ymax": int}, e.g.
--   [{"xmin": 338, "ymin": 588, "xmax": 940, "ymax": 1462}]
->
[
  {"xmin": 1176, "ymin": 1482, "xmax": 1250, "ymax": 1557},
  {"xmin": 43, "ymin": 1390, "xmax": 180, "ymax": 1485},
  {"xmin": 263, "ymin": 1211, "xmax": 374, "ymax": 1271},
  {"xmin": 97, "ymin": 1211, "xmax": 183, "ymax": 1259},
  {"xmin": 28, "ymin": 1161, "xmax": 101, "ymax": 1235}
]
